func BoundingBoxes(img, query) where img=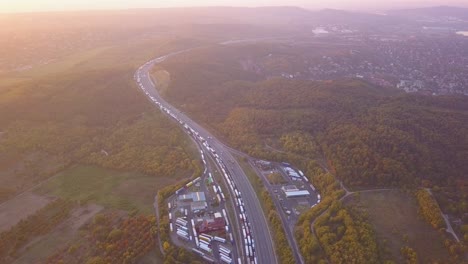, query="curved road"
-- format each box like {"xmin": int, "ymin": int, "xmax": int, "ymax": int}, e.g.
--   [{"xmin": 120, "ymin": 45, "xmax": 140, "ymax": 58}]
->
[{"xmin": 136, "ymin": 49, "xmax": 277, "ymax": 264}]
